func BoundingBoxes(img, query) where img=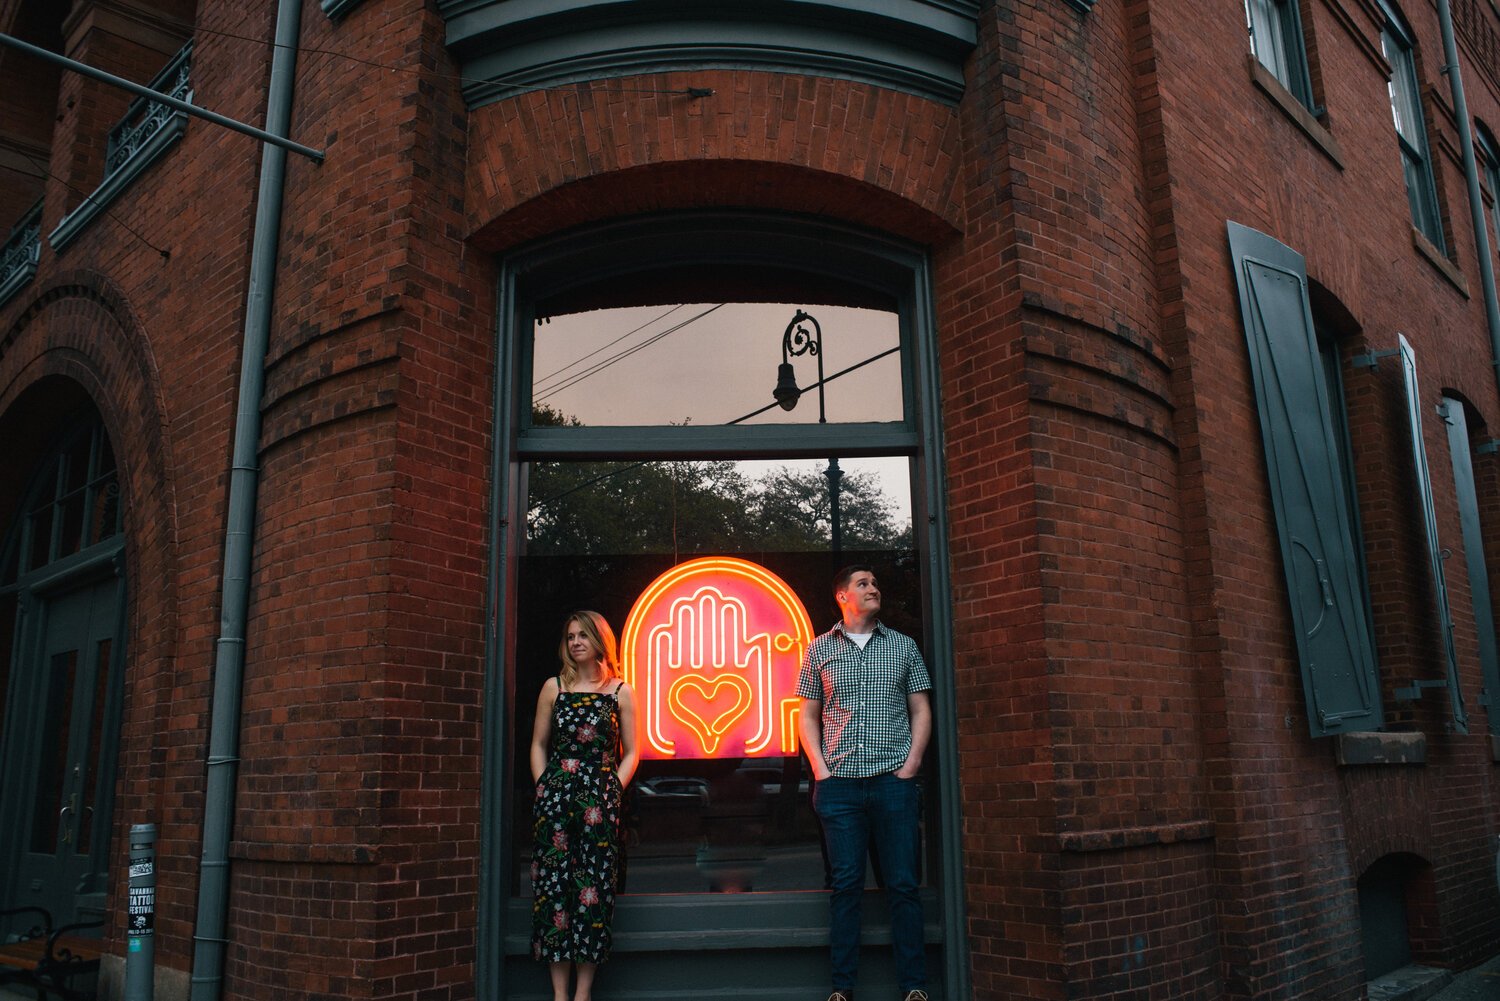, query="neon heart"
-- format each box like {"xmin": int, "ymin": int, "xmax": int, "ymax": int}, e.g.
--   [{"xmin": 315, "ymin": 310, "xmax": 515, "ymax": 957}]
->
[{"xmin": 668, "ymin": 673, "xmax": 753, "ymax": 755}]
